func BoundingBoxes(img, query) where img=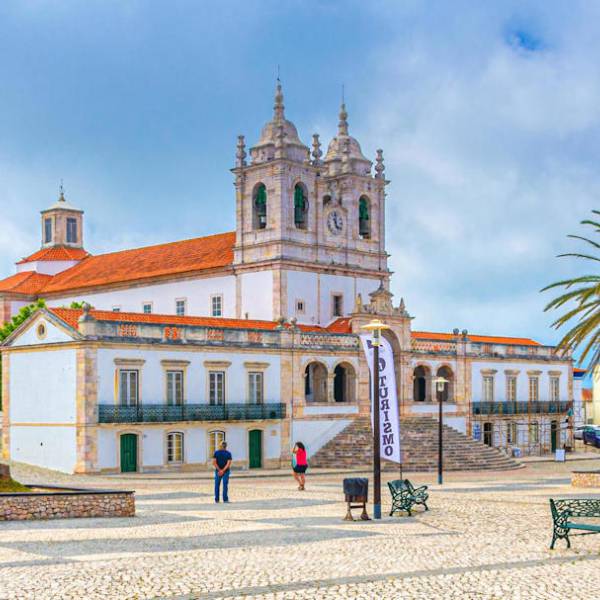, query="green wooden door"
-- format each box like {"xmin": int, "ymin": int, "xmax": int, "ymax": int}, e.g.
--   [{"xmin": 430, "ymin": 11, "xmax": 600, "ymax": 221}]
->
[
  {"xmin": 249, "ymin": 430, "xmax": 262, "ymax": 469},
  {"xmin": 120, "ymin": 434, "xmax": 138, "ymax": 473},
  {"xmin": 551, "ymin": 421, "xmax": 558, "ymax": 453}
]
